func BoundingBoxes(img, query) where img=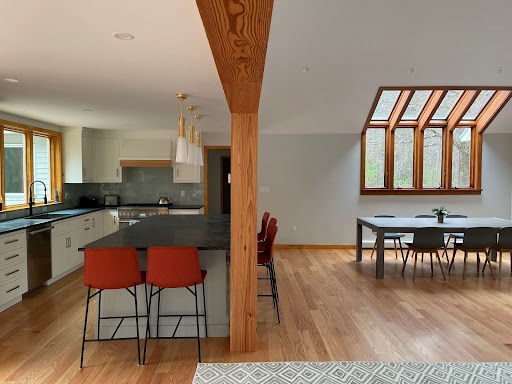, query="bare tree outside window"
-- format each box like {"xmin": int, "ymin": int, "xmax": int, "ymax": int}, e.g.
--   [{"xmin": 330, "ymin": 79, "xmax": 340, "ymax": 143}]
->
[
  {"xmin": 423, "ymin": 128, "xmax": 443, "ymax": 188},
  {"xmin": 394, "ymin": 128, "xmax": 413, "ymax": 188},
  {"xmin": 365, "ymin": 128, "xmax": 385, "ymax": 188},
  {"xmin": 452, "ymin": 127, "xmax": 471, "ymax": 187}
]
